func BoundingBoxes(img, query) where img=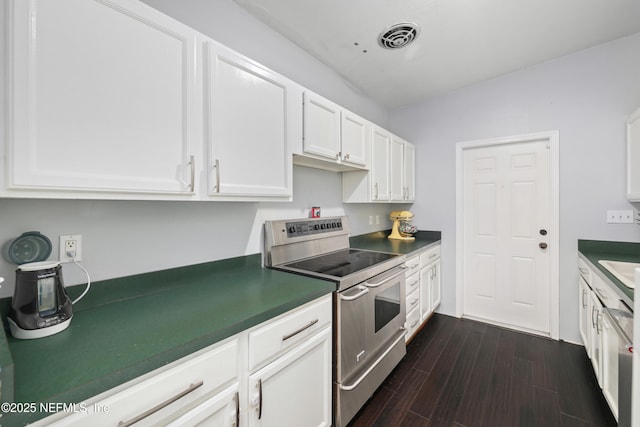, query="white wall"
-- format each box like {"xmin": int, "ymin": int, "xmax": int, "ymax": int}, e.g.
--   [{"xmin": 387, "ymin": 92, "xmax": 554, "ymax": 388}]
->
[
  {"xmin": 140, "ymin": 0, "xmax": 389, "ymax": 127},
  {"xmin": 0, "ymin": 0, "xmax": 394, "ymax": 297},
  {"xmin": 391, "ymin": 33, "xmax": 640, "ymax": 342}
]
